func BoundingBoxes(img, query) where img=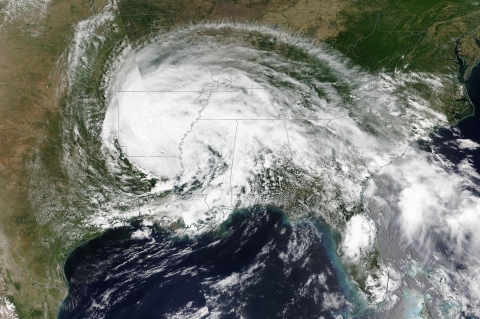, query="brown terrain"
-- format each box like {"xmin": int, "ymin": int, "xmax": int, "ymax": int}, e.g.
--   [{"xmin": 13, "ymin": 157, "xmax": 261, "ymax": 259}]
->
[
  {"xmin": 0, "ymin": 0, "xmax": 350, "ymax": 317},
  {"xmin": 0, "ymin": 1, "xmax": 108, "ymax": 317},
  {"xmin": 0, "ymin": 0, "xmax": 478, "ymax": 317}
]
